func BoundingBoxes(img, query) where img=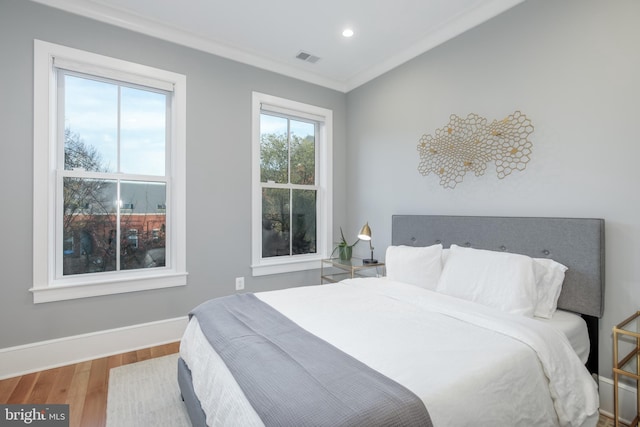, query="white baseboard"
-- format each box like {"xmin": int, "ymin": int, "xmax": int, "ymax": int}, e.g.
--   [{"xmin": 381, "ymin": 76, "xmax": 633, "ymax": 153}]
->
[
  {"xmin": 0, "ymin": 316, "xmax": 188, "ymax": 380},
  {"xmin": 599, "ymin": 375, "xmax": 636, "ymax": 424}
]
